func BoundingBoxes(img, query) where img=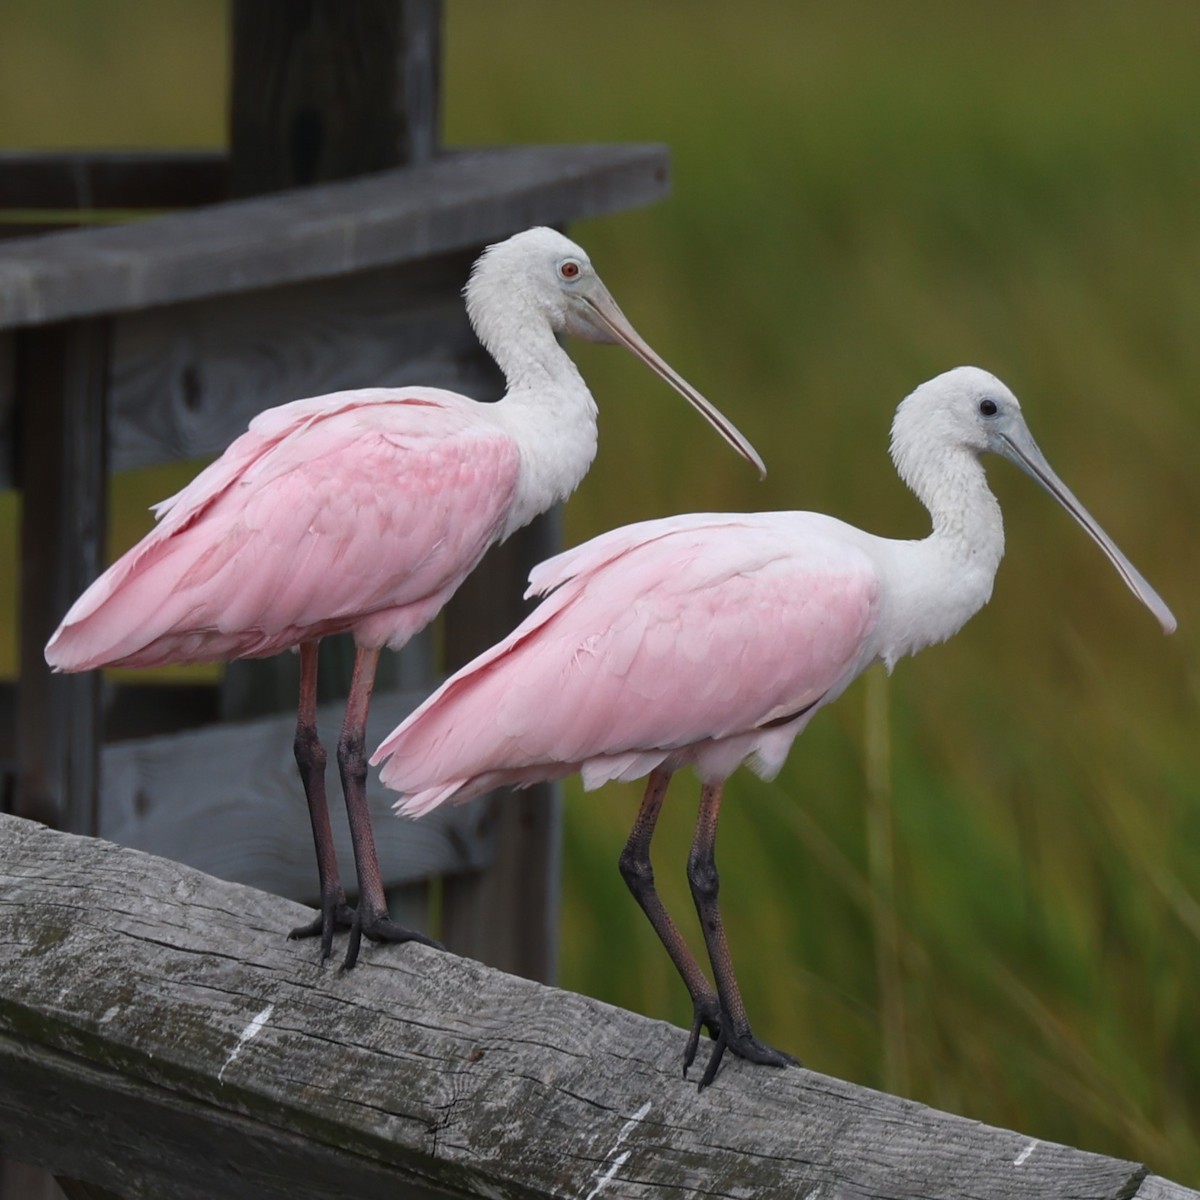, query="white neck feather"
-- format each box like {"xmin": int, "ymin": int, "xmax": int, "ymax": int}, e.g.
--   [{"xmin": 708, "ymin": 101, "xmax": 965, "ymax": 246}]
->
[
  {"xmin": 875, "ymin": 437, "xmax": 1006, "ymax": 668},
  {"xmin": 468, "ymin": 276, "xmax": 599, "ymax": 539}
]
